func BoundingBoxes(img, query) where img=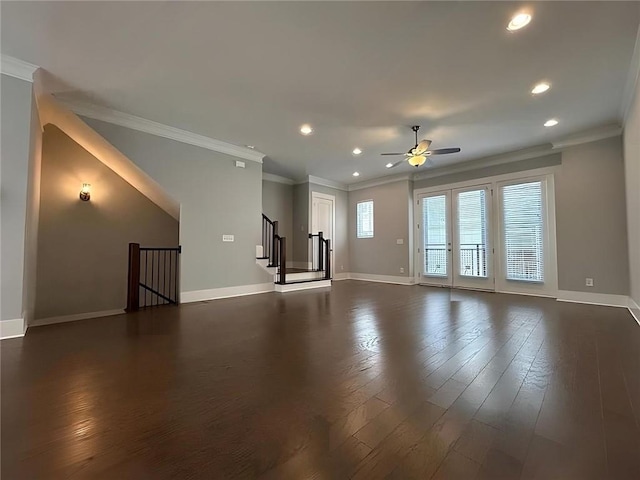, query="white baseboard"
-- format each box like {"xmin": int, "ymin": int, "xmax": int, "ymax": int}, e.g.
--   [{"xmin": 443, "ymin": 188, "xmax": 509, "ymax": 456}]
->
[
  {"xmin": 32, "ymin": 309, "xmax": 125, "ymax": 327},
  {"xmin": 629, "ymin": 298, "xmax": 640, "ymax": 327},
  {"xmin": 333, "ymin": 272, "xmax": 350, "ymax": 281},
  {"xmin": 181, "ymin": 283, "xmax": 274, "ymax": 303},
  {"xmin": 556, "ymin": 290, "xmax": 630, "ymax": 308},
  {"xmin": 275, "ymin": 280, "xmax": 331, "ymax": 293},
  {"xmin": 348, "ymin": 273, "xmax": 415, "ymax": 285},
  {"xmin": 1, "ymin": 318, "xmax": 25, "ymax": 340}
]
